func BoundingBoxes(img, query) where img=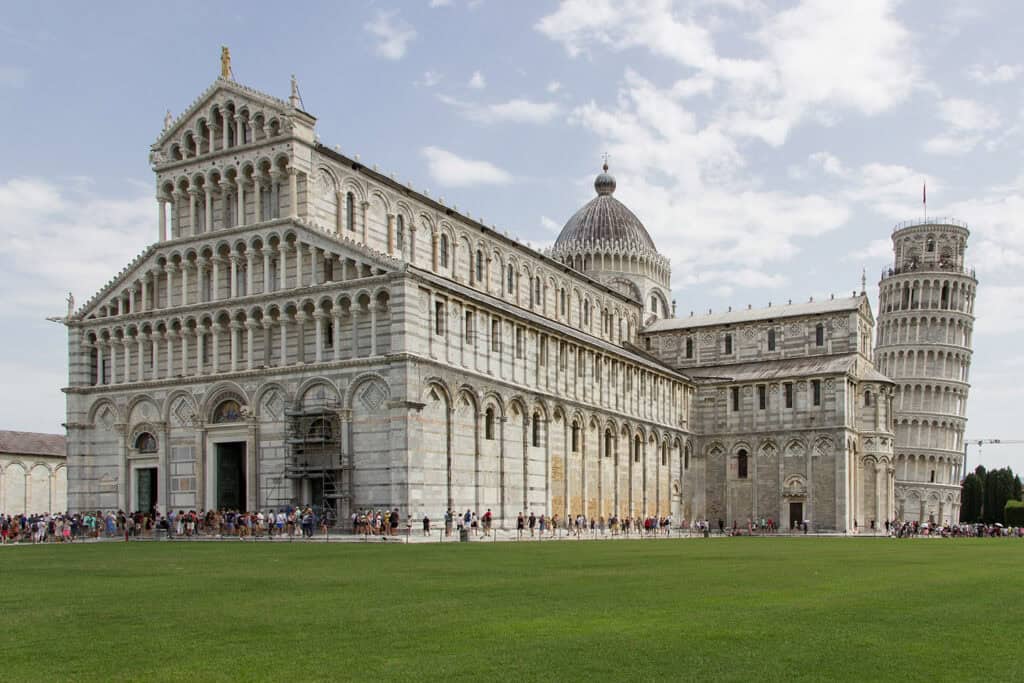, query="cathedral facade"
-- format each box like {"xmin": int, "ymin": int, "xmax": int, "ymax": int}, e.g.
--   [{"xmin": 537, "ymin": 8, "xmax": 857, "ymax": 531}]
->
[{"xmin": 62, "ymin": 71, "xmax": 974, "ymax": 531}]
